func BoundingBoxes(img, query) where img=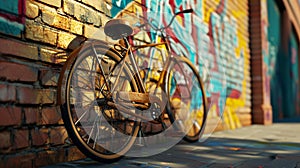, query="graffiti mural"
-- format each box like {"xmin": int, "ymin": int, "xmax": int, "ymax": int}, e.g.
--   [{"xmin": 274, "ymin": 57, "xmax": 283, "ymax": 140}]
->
[
  {"xmin": 0, "ymin": 0, "xmax": 25, "ymax": 37},
  {"xmin": 108, "ymin": 0, "xmax": 250, "ymax": 129}
]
